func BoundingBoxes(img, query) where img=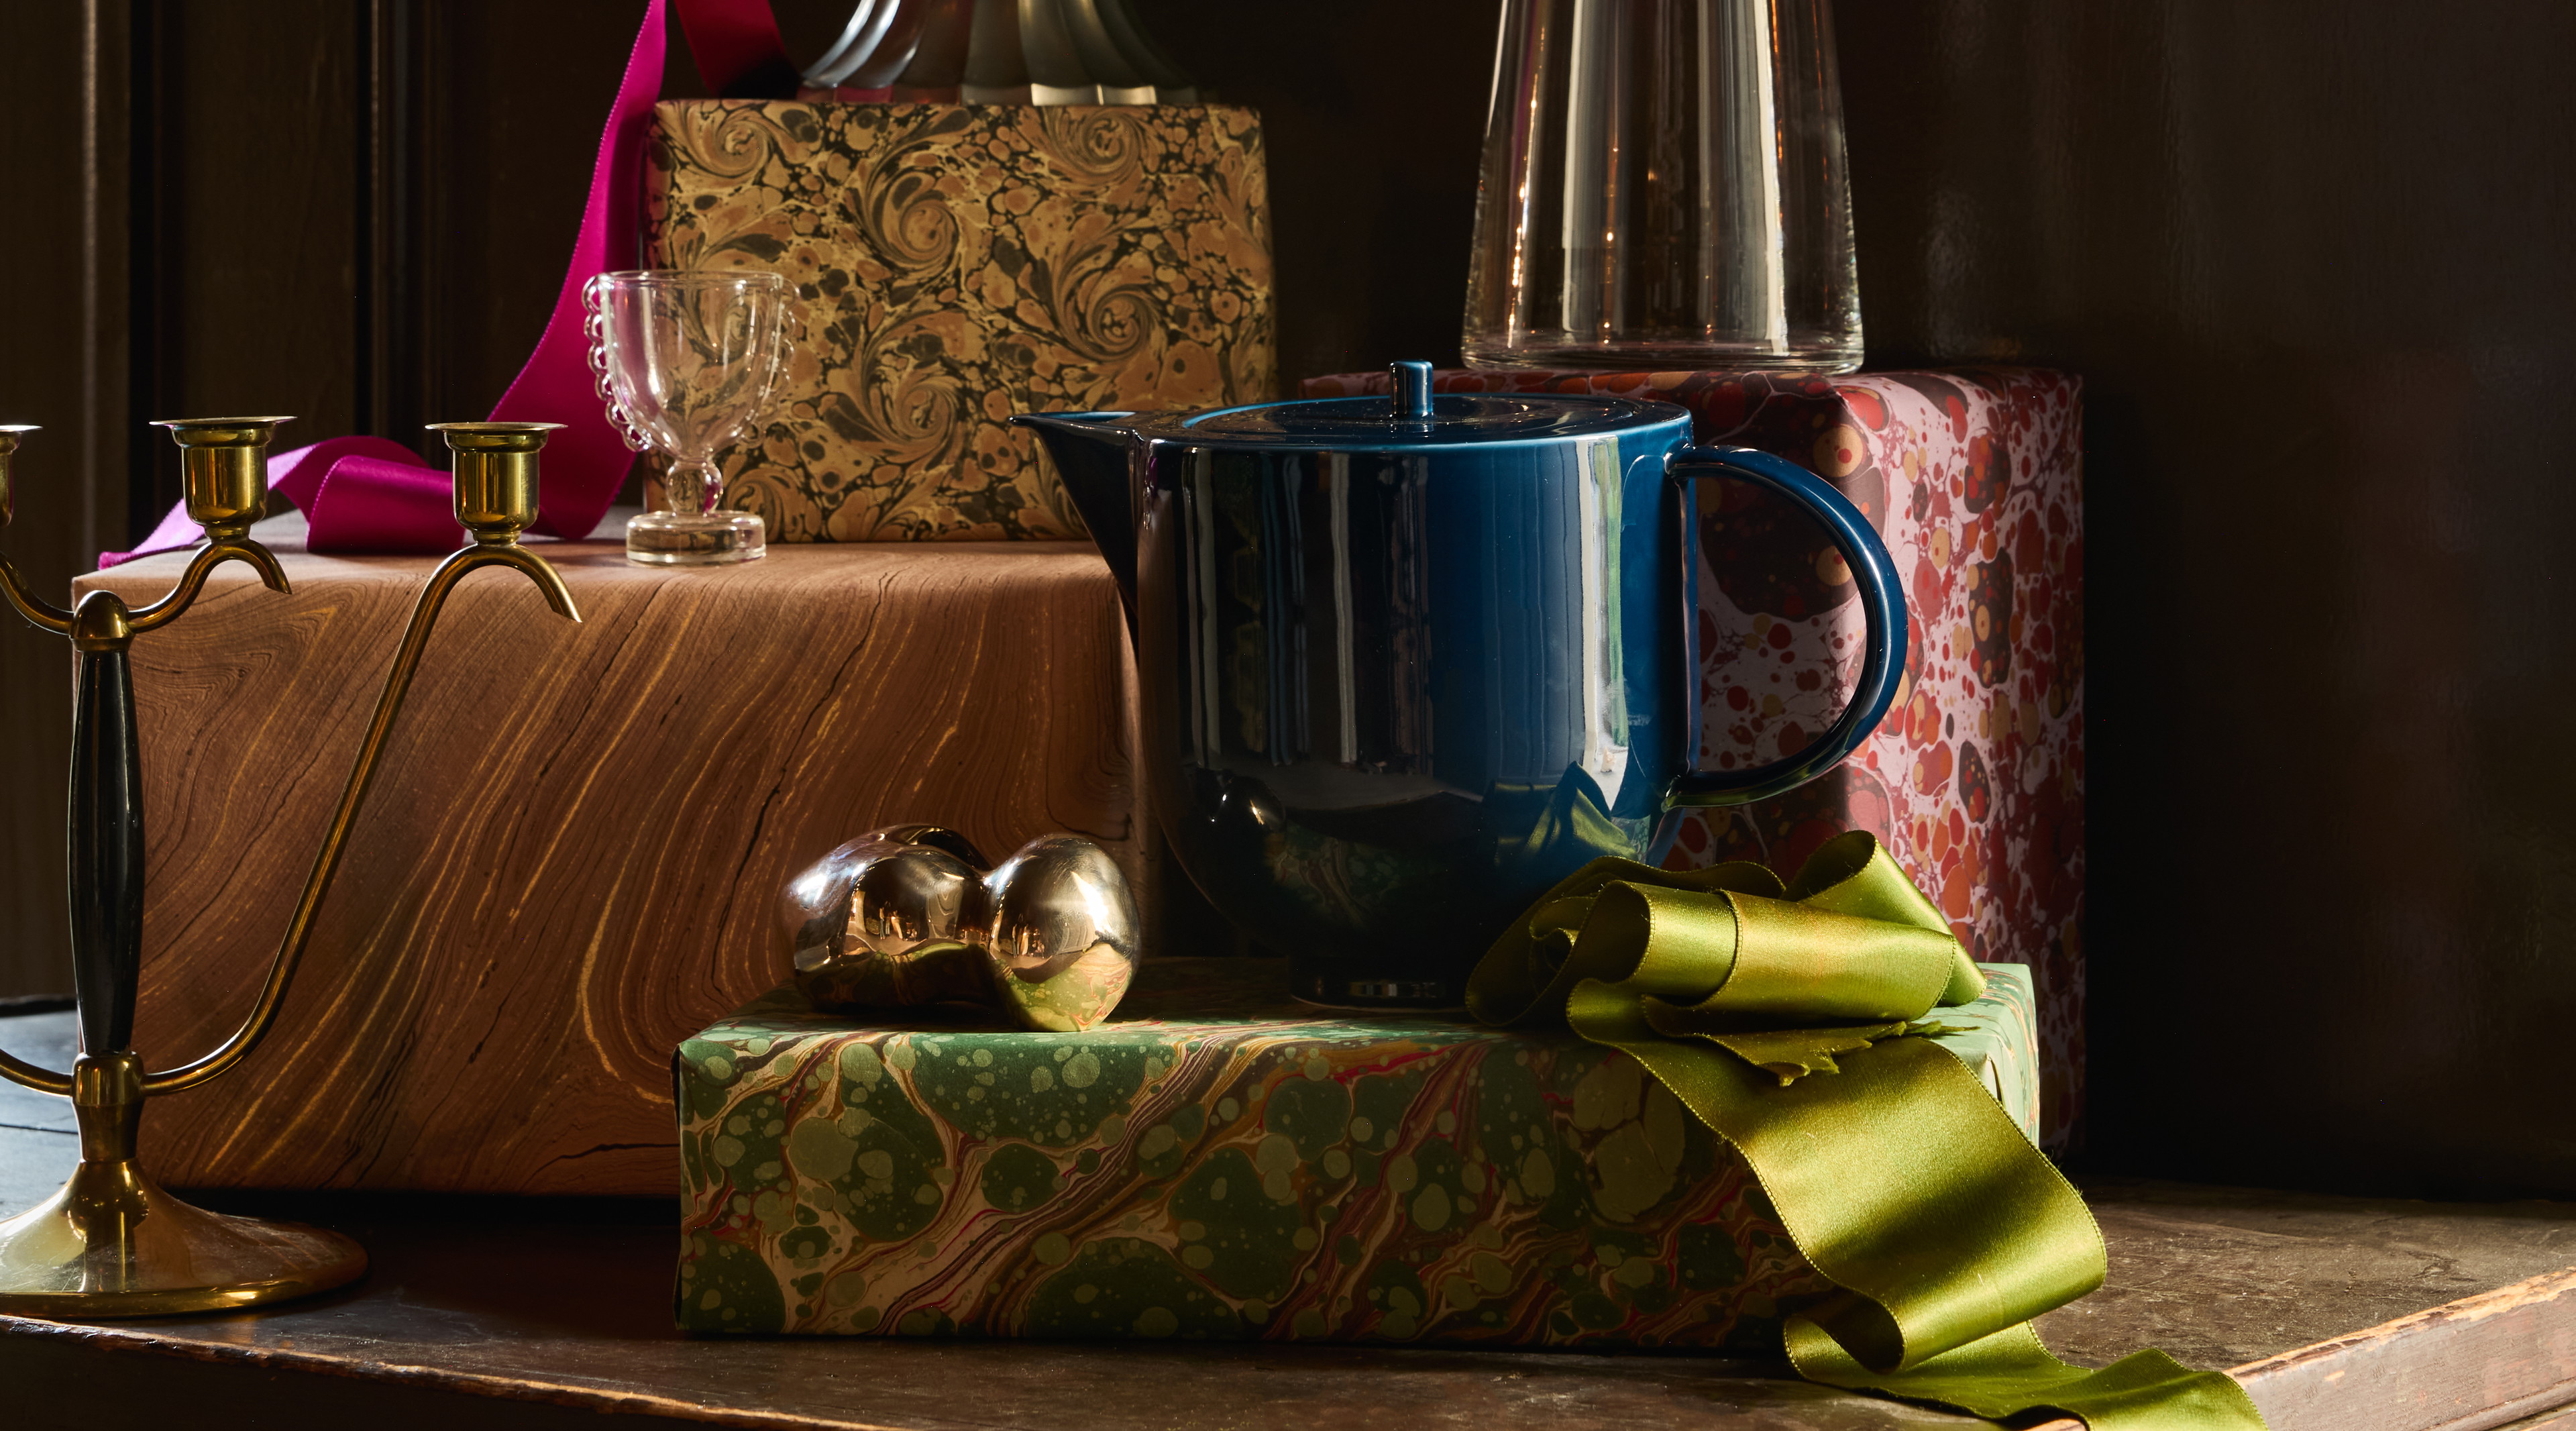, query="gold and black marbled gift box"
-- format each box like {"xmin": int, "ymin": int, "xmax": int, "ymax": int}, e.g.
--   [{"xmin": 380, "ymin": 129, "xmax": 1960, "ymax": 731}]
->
[{"xmin": 645, "ymin": 101, "xmax": 1276, "ymax": 542}]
